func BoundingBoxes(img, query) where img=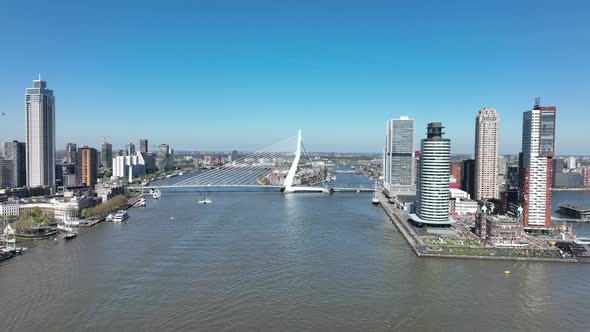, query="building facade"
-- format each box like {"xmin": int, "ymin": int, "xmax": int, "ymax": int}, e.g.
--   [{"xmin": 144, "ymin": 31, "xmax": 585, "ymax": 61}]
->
[
  {"xmin": 65, "ymin": 143, "xmax": 77, "ymax": 164},
  {"xmin": 519, "ymin": 101, "xmax": 556, "ymax": 228},
  {"xmin": 582, "ymin": 167, "xmax": 590, "ymax": 187},
  {"xmin": 474, "ymin": 107, "xmax": 499, "ymax": 200},
  {"xmin": 80, "ymin": 147, "xmax": 98, "ymax": 188},
  {"xmin": 25, "ymin": 78, "xmax": 56, "ymax": 188},
  {"xmin": 461, "ymin": 159, "xmax": 475, "ymax": 199},
  {"xmin": 140, "ymin": 139, "xmax": 148, "ymax": 154},
  {"xmin": 126, "ymin": 143, "xmax": 136, "ymax": 156},
  {"xmin": 383, "ymin": 116, "xmax": 415, "ymax": 196},
  {"xmin": 101, "ymin": 142, "xmax": 113, "ymax": 169},
  {"xmin": 113, "ymin": 154, "xmax": 146, "ymax": 182},
  {"xmin": 414, "ymin": 123, "xmax": 451, "ymax": 225},
  {"xmin": 3, "ymin": 140, "xmax": 26, "ymax": 188}
]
